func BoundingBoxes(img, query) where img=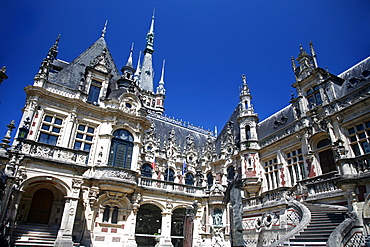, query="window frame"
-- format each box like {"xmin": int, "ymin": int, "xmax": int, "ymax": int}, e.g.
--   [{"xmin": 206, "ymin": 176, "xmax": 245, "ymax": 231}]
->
[
  {"xmin": 286, "ymin": 148, "xmax": 305, "ymax": 185},
  {"xmin": 87, "ymin": 79, "xmax": 102, "ymax": 105},
  {"xmin": 73, "ymin": 123, "xmax": 95, "ymax": 152},
  {"xmin": 307, "ymin": 85, "xmax": 322, "ymax": 108},
  {"xmin": 38, "ymin": 114, "xmax": 64, "ymax": 146},
  {"xmin": 108, "ymin": 129, "xmax": 134, "ymax": 169},
  {"xmin": 347, "ymin": 120, "xmax": 370, "ymax": 156},
  {"xmin": 263, "ymin": 157, "xmax": 280, "ymax": 190}
]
